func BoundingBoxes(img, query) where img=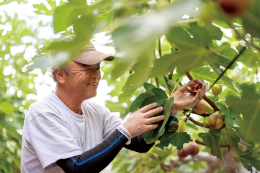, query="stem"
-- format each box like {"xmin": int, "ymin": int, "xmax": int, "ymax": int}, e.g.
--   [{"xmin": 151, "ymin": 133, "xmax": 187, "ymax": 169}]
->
[
  {"xmin": 203, "ymin": 117, "xmax": 209, "ymax": 133},
  {"xmin": 183, "ymin": 108, "xmax": 211, "ymax": 117},
  {"xmin": 238, "ymin": 143, "xmax": 247, "ymax": 148},
  {"xmin": 188, "ymin": 117, "xmax": 210, "ymax": 128},
  {"xmin": 230, "ymin": 149, "xmax": 237, "ymax": 157},
  {"xmin": 158, "ymin": 38, "xmax": 162, "ymax": 59},
  {"xmin": 228, "ymin": 23, "xmax": 260, "ymax": 52},
  {"xmin": 168, "ymin": 71, "xmax": 173, "ymax": 80},
  {"xmin": 190, "ymin": 138, "xmax": 230, "ymax": 148},
  {"xmin": 155, "ymin": 77, "xmax": 159, "ymax": 88},
  {"xmin": 170, "ymin": 75, "xmax": 185, "ymax": 97},
  {"xmin": 208, "ymin": 46, "xmax": 247, "ymax": 92}
]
